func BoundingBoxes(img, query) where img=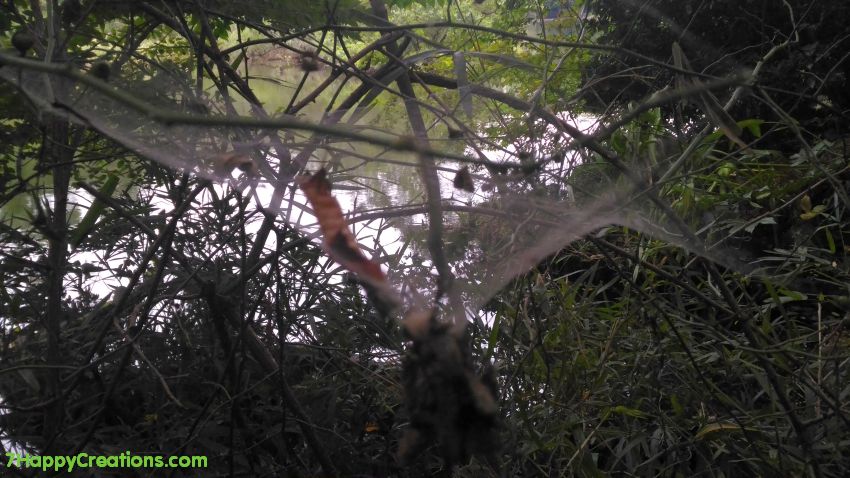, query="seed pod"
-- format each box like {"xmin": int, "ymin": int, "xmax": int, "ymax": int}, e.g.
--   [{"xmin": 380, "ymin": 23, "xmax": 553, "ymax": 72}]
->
[
  {"xmin": 453, "ymin": 166, "xmax": 475, "ymax": 192},
  {"xmin": 298, "ymin": 52, "xmax": 320, "ymax": 72},
  {"xmin": 12, "ymin": 30, "xmax": 35, "ymax": 57},
  {"xmin": 447, "ymin": 127, "xmax": 464, "ymax": 139},
  {"xmin": 91, "ymin": 61, "xmax": 111, "ymax": 81}
]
